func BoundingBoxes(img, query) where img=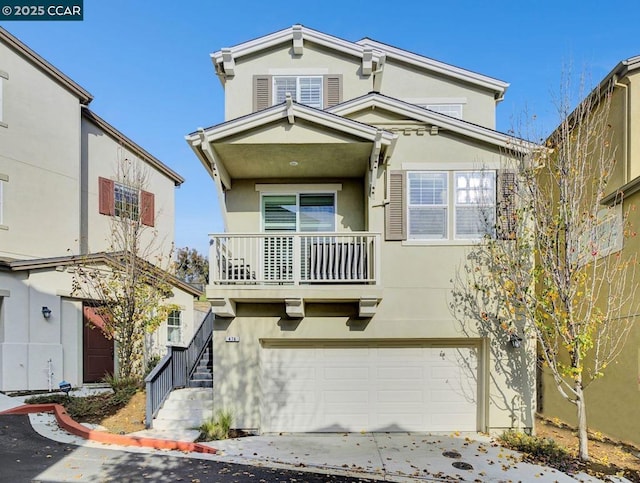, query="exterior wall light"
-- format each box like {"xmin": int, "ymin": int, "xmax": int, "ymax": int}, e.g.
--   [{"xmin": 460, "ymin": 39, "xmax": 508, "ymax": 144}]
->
[
  {"xmin": 42, "ymin": 306, "xmax": 52, "ymax": 319},
  {"xmin": 509, "ymin": 332, "xmax": 523, "ymax": 349}
]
